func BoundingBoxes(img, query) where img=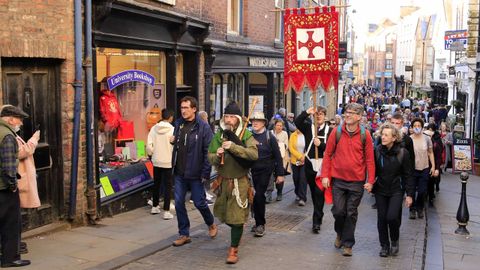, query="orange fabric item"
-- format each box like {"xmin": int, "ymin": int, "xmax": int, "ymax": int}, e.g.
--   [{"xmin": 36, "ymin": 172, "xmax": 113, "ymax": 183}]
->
[
  {"xmin": 315, "ymin": 175, "xmax": 333, "ymax": 204},
  {"xmin": 146, "ymin": 104, "xmax": 162, "ymax": 130}
]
